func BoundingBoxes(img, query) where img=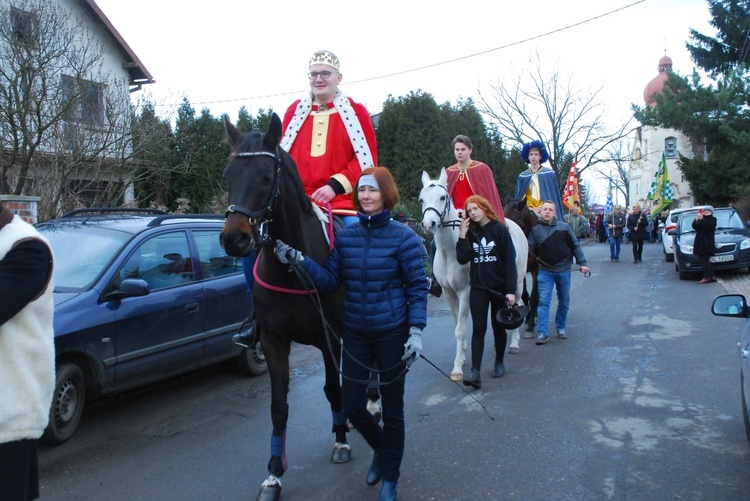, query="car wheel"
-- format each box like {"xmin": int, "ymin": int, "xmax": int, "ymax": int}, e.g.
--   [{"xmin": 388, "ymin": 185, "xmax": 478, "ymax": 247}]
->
[
  {"xmin": 237, "ymin": 341, "xmax": 268, "ymax": 376},
  {"xmin": 742, "ymin": 370, "xmax": 750, "ymax": 443},
  {"xmin": 43, "ymin": 362, "xmax": 86, "ymax": 444},
  {"xmin": 675, "ymin": 257, "xmax": 692, "ymax": 280}
]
